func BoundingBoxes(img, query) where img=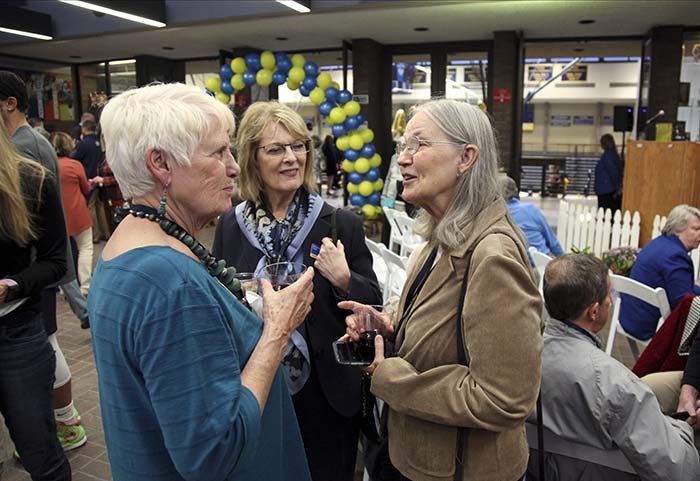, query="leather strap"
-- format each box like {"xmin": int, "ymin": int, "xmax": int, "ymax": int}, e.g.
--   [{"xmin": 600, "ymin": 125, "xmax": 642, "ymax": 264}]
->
[{"xmin": 454, "ymin": 251, "xmax": 473, "ymax": 481}]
